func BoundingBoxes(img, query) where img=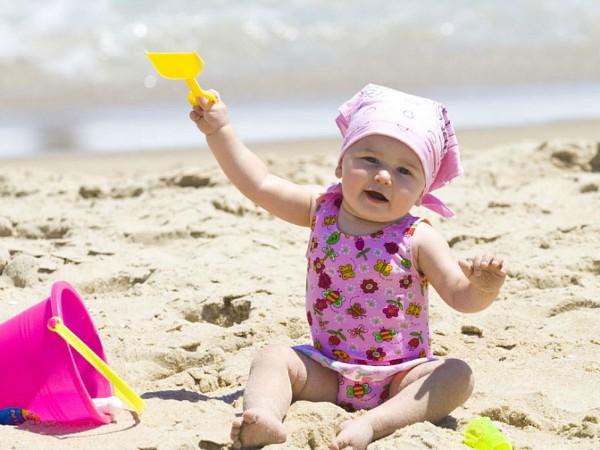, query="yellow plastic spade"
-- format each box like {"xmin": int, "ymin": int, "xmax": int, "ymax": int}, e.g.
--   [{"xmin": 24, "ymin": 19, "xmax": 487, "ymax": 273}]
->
[{"xmin": 146, "ymin": 51, "xmax": 217, "ymax": 105}]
